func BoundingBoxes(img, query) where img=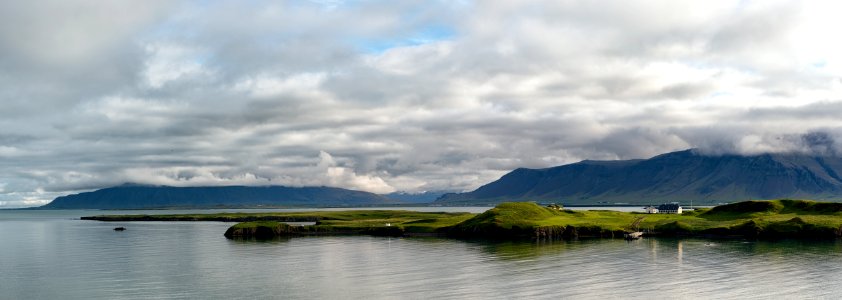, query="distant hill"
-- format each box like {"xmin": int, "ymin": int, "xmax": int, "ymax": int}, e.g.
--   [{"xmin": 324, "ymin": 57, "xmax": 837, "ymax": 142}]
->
[
  {"xmin": 383, "ymin": 191, "xmax": 452, "ymax": 204},
  {"xmin": 436, "ymin": 149, "xmax": 842, "ymax": 205},
  {"xmin": 40, "ymin": 184, "xmax": 397, "ymax": 209}
]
